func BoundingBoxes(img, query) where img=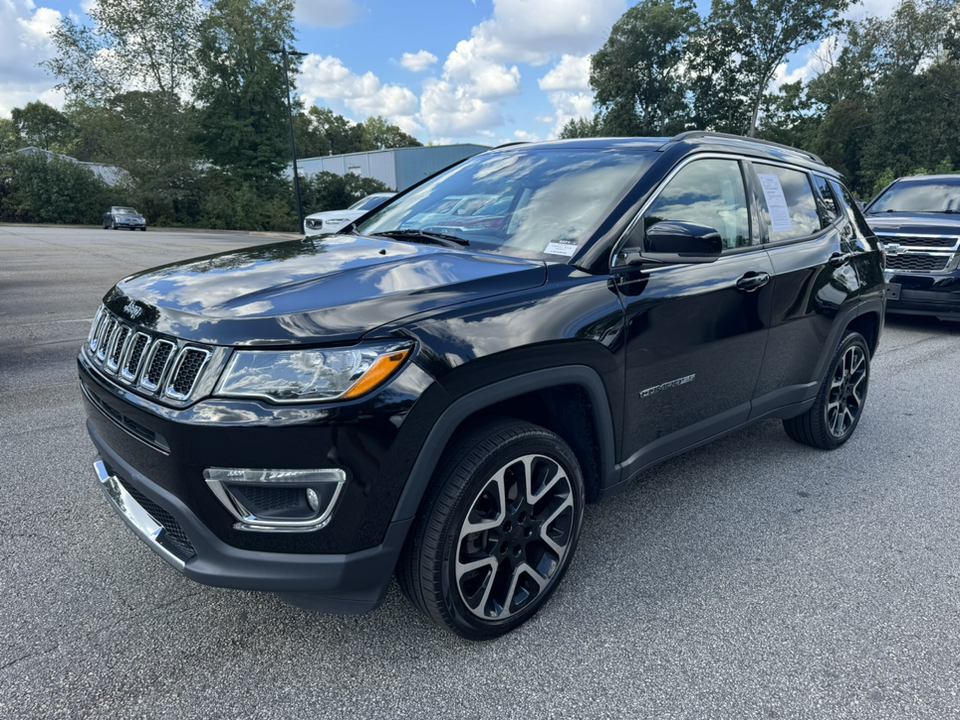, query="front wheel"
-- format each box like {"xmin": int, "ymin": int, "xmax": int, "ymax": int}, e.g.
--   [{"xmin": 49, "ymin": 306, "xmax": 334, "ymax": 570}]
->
[
  {"xmin": 397, "ymin": 419, "xmax": 585, "ymax": 640},
  {"xmin": 783, "ymin": 331, "xmax": 870, "ymax": 449}
]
